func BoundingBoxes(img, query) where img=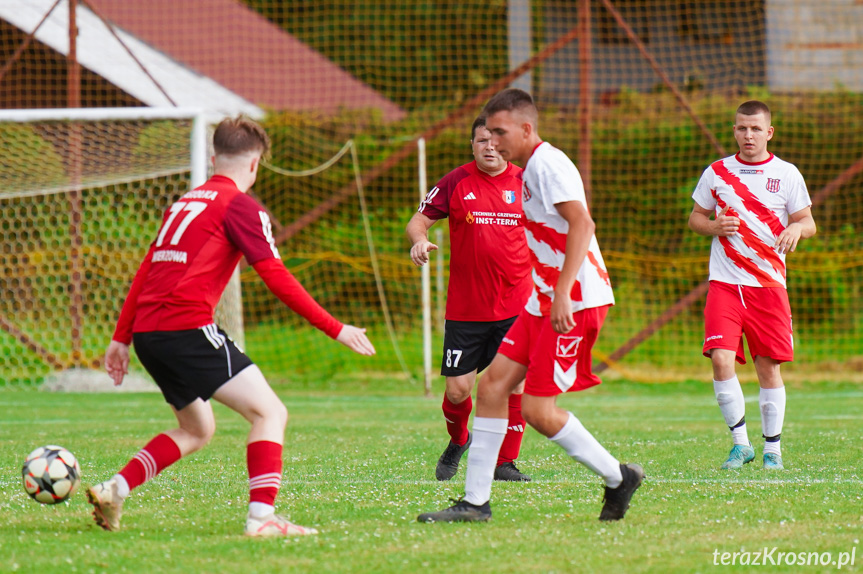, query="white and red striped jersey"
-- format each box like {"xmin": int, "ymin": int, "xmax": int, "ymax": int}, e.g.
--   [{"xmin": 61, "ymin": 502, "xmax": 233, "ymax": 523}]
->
[
  {"xmin": 520, "ymin": 142, "xmax": 615, "ymax": 317},
  {"xmin": 692, "ymin": 153, "xmax": 811, "ymax": 288}
]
